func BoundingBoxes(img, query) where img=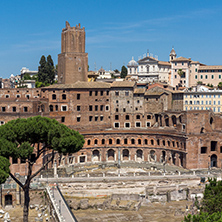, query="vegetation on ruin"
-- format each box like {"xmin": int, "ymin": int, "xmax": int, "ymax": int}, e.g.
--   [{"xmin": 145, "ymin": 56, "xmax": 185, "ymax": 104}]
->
[
  {"xmin": 0, "ymin": 116, "xmax": 84, "ymax": 222},
  {"xmin": 120, "ymin": 65, "xmax": 128, "ymax": 78},
  {"xmin": 184, "ymin": 178, "xmax": 222, "ymax": 221}
]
